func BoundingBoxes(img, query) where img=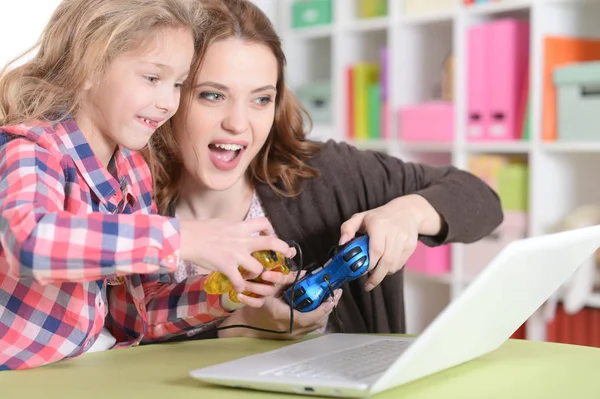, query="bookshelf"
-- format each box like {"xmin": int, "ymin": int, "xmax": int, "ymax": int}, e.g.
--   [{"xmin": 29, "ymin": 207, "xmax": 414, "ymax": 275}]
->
[{"xmin": 277, "ymin": 0, "xmax": 600, "ymax": 342}]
